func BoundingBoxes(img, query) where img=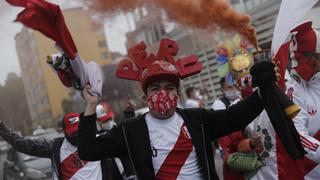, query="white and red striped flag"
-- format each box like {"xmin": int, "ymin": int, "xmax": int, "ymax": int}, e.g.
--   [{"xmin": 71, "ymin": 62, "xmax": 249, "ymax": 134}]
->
[{"xmin": 272, "ymin": 0, "xmax": 319, "ymax": 88}]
